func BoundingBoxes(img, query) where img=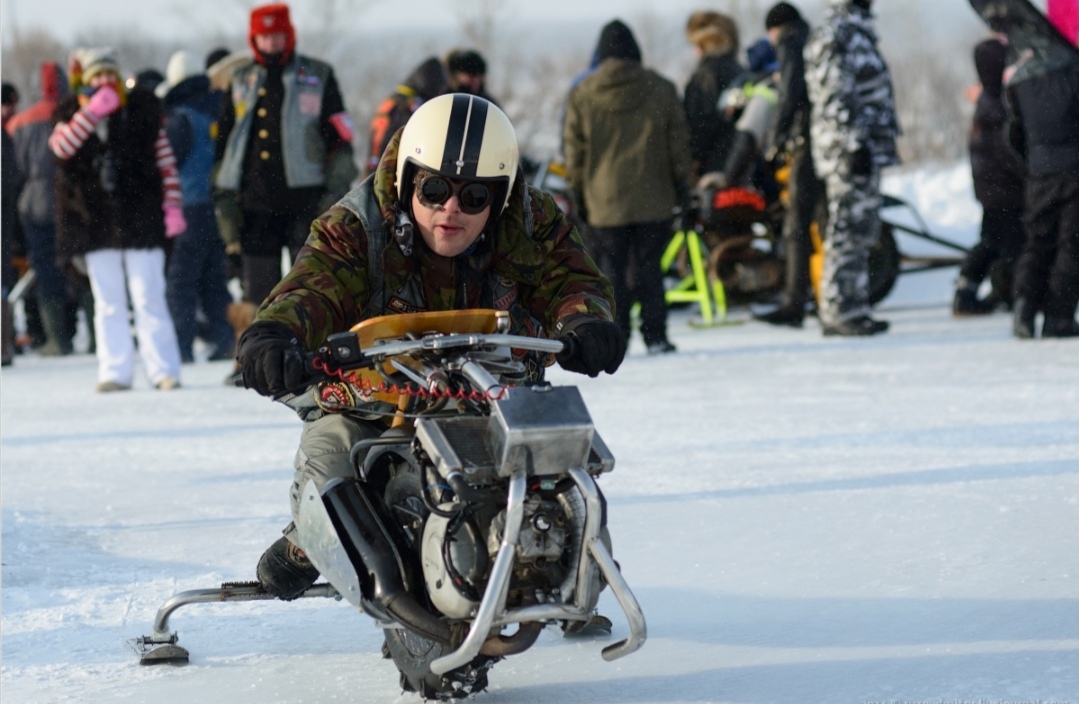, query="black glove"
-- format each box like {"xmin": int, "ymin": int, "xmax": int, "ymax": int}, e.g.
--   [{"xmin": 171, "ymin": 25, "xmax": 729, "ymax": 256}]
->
[
  {"xmin": 236, "ymin": 320, "xmax": 311, "ymax": 397},
  {"xmin": 849, "ymin": 148, "xmax": 874, "ymax": 177},
  {"xmin": 555, "ymin": 316, "xmax": 626, "ymax": 378}
]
